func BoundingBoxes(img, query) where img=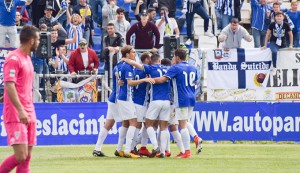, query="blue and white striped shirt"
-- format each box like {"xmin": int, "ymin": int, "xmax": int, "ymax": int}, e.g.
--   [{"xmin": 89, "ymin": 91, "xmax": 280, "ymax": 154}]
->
[{"xmin": 67, "ymin": 23, "xmax": 85, "ymax": 51}]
